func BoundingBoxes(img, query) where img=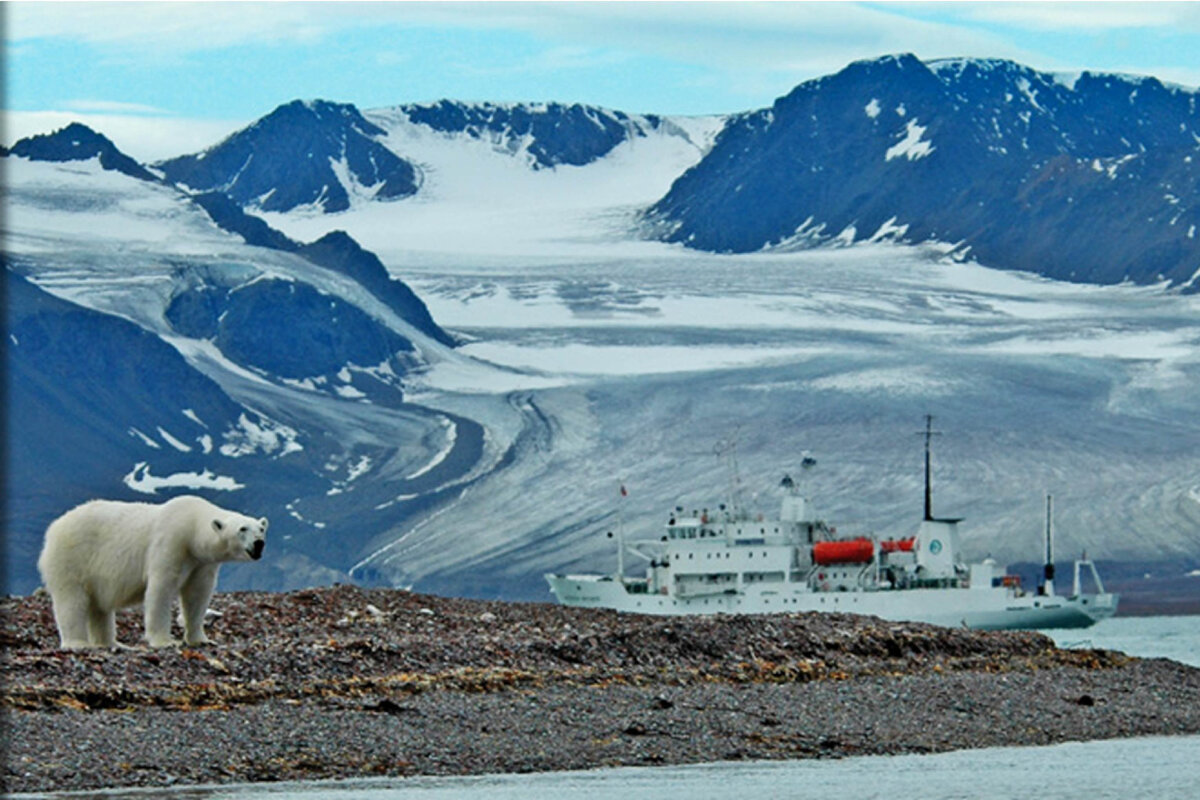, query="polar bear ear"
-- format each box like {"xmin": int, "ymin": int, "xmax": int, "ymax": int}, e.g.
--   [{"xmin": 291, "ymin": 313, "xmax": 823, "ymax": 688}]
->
[
  {"xmin": 212, "ymin": 519, "xmax": 225, "ymax": 532},
  {"xmin": 259, "ymin": 517, "xmax": 269, "ymax": 530}
]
